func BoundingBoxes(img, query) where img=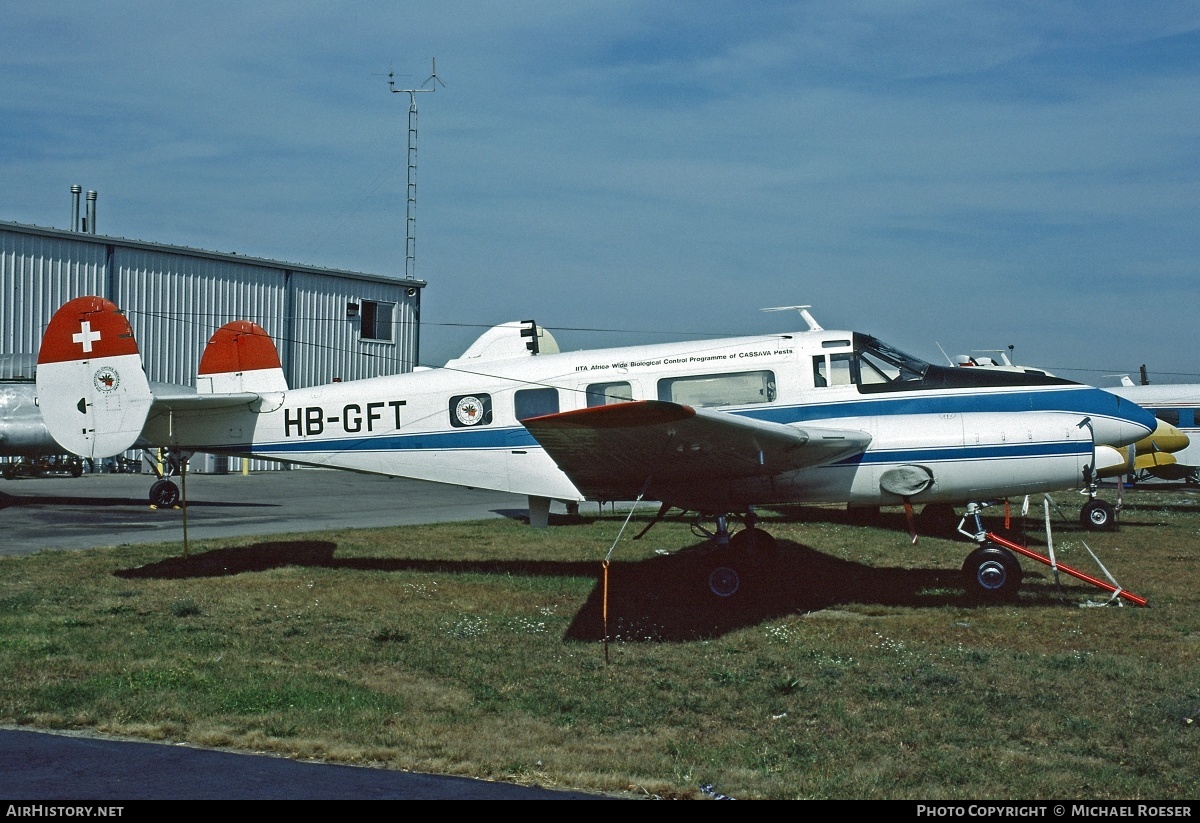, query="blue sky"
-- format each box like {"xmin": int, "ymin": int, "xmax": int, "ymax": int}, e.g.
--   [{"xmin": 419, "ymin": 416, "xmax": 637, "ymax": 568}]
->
[{"xmin": 2, "ymin": 1, "xmax": 1198, "ymax": 383}]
